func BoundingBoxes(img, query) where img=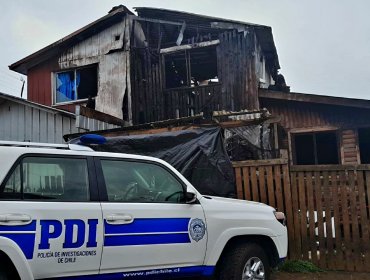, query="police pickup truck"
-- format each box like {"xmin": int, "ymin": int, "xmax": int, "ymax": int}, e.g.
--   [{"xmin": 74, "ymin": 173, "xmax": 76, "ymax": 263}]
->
[{"xmin": 0, "ymin": 136, "xmax": 287, "ymax": 280}]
